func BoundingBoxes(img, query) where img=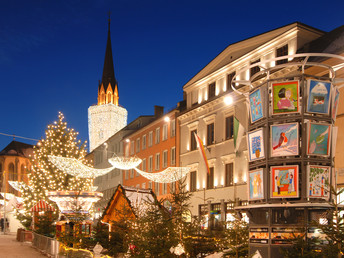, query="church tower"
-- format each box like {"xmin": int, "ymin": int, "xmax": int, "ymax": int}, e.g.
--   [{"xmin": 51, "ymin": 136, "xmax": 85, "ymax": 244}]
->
[{"xmin": 88, "ymin": 18, "xmax": 128, "ymax": 152}]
